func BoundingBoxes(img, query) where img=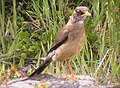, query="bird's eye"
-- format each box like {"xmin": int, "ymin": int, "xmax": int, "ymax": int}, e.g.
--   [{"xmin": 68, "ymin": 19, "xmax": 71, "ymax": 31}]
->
[
  {"xmin": 75, "ymin": 9, "xmax": 84, "ymax": 15},
  {"xmin": 80, "ymin": 11, "xmax": 84, "ymax": 15}
]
